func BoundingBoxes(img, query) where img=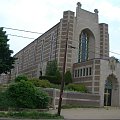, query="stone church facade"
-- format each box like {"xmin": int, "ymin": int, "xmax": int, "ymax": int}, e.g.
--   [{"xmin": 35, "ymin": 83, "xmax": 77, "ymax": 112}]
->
[{"xmin": 1, "ymin": 2, "xmax": 120, "ymax": 107}]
